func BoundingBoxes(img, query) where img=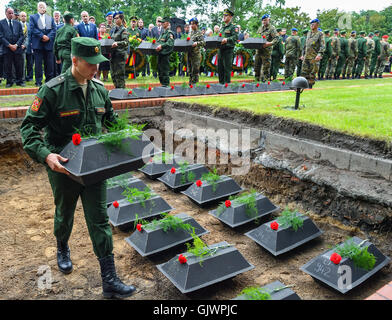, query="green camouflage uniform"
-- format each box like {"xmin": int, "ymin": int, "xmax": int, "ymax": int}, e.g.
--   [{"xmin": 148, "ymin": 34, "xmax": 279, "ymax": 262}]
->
[
  {"xmin": 217, "ymin": 22, "xmax": 238, "ymax": 84},
  {"xmin": 284, "ymin": 34, "xmax": 301, "ymax": 79},
  {"xmin": 318, "ymin": 34, "xmax": 331, "ymax": 79},
  {"xmin": 19, "ymin": 68, "xmax": 117, "ymax": 259},
  {"xmin": 110, "ymin": 25, "xmax": 129, "ymax": 88},
  {"xmin": 364, "ymin": 37, "xmax": 375, "ymax": 77},
  {"xmin": 326, "ymin": 35, "xmax": 340, "ymax": 78},
  {"xmin": 354, "ymin": 36, "xmax": 367, "ymax": 77},
  {"xmin": 188, "ymin": 29, "xmax": 205, "ymax": 84},
  {"xmin": 335, "ymin": 36, "xmax": 348, "ymax": 78},
  {"xmin": 376, "ymin": 41, "xmax": 390, "ymax": 76},
  {"xmin": 346, "ymin": 37, "xmax": 358, "ymax": 78},
  {"xmin": 157, "ymin": 28, "xmax": 175, "ymax": 86},
  {"xmin": 370, "ymin": 35, "xmax": 381, "ymax": 77},
  {"xmin": 254, "ymin": 24, "xmax": 279, "ymax": 82},
  {"xmin": 301, "ymin": 29, "xmax": 325, "ymax": 86},
  {"xmin": 128, "ymin": 27, "xmax": 141, "ymax": 38},
  {"xmin": 270, "ymin": 35, "xmax": 284, "ymax": 80},
  {"xmin": 54, "ymin": 24, "xmax": 79, "ymax": 73},
  {"xmin": 105, "ymin": 23, "xmax": 114, "ymax": 35},
  {"xmin": 297, "ymin": 33, "xmax": 307, "ymax": 77}
]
